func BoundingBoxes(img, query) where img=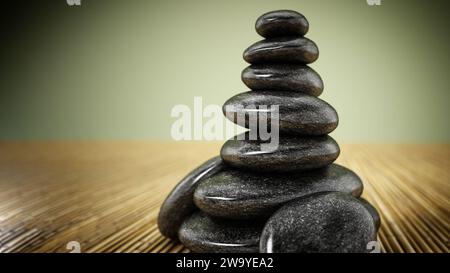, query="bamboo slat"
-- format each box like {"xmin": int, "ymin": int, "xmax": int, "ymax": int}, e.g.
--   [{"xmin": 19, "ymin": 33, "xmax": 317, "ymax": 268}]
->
[{"xmin": 0, "ymin": 142, "xmax": 448, "ymax": 253}]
